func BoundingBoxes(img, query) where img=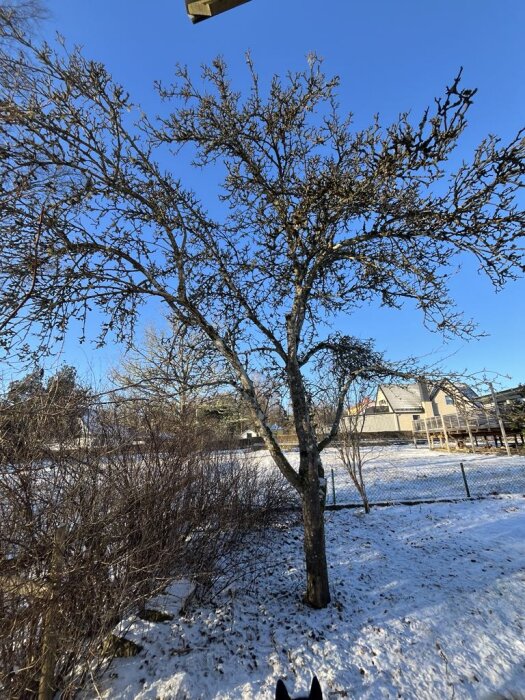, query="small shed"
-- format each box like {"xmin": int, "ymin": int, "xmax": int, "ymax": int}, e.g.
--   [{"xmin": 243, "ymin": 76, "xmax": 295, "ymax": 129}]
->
[{"xmin": 240, "ymin": 428, "xmax": 259, "ymax": 440}]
